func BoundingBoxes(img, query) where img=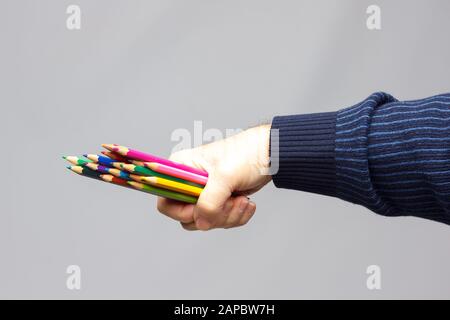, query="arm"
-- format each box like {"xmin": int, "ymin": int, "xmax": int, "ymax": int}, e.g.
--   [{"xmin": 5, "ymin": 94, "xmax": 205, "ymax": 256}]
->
[
  {"xmin": 346, "ymin": 92, "xmax": 450, "ymax": 224},
  {"xmin": 157, "ymin": 92, "xmax": 450, "ymax": 230}
]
